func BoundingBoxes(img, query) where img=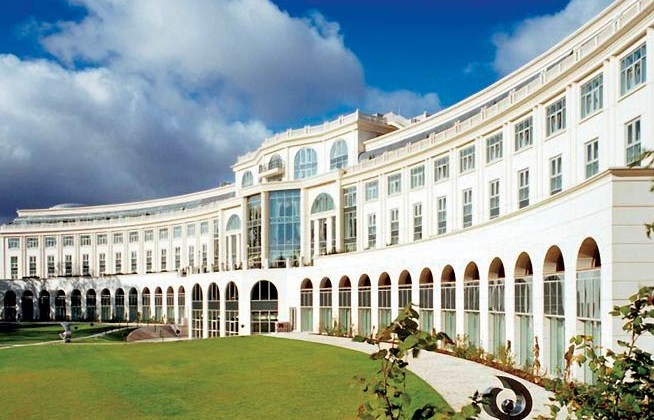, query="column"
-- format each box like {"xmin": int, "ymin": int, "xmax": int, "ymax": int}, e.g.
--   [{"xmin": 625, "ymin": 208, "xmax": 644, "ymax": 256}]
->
[{"xmin": 261, "ymin": 191, "xmax": 269, "ymax": 268}]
